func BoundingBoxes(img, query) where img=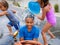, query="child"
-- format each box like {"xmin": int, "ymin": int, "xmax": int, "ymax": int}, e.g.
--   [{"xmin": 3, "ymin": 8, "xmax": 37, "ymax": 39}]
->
[
  {"xmin": 0, "ymin": 1, "xmax": 20, "ymax": 37},
  {"xmin": 14, "ymin": 15, "xmax": 42, "ymax": 45},
  {"xmin": 37, "ymin": 0, "xmax": 56, "ymax": 45}
]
